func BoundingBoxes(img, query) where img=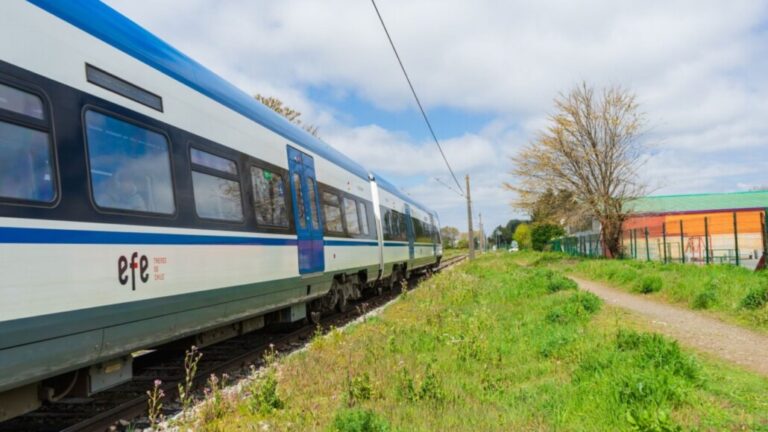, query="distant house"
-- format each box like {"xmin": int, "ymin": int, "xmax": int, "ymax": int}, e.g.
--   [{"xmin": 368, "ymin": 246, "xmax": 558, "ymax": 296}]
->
[
  {"xmin": 624, "ymin": 191, "xmax": 768, "ymax": 269},
  {"xmin": 553, "ymin": 190, "xmax": 768, "ymax": 269}
]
